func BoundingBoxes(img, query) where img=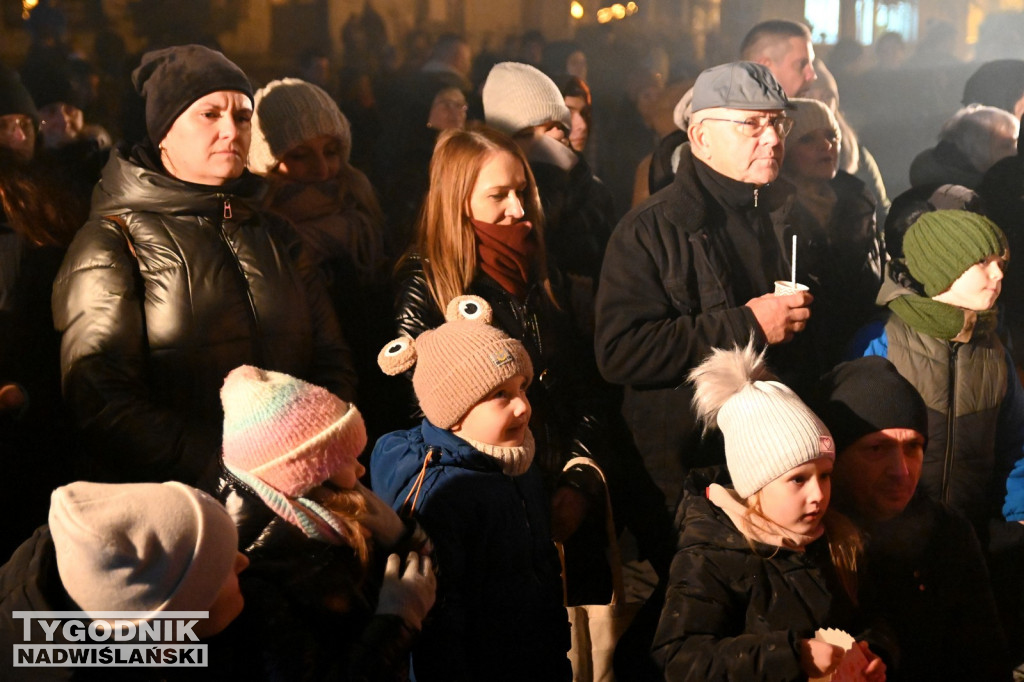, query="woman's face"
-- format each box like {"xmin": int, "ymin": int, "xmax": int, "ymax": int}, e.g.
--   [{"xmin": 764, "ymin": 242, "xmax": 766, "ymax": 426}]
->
[
  {"xmin": 787, "ymin": 126, "xmax": 839, "ymax": 182},
  {"xmin": 275, "ymin": 134, "xmax": 343, "ymax": 183},
  {"xmin": 564, "ymin": 95, "xmax": 589, "ymax": 153},
  {"xmin": 0, "ymin": 113, "xmax": 35, "ymax": 160},
  {"xmin": 427, "ymin": 87, "xmax": 467, "ymax": 132},
  {"xmin": 160, "ymin": 90, "xmax": 252, "ymax": 186},
  {"xmin": 468, "ymin": 150, "xmax": 527, "ymax": 226}
]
